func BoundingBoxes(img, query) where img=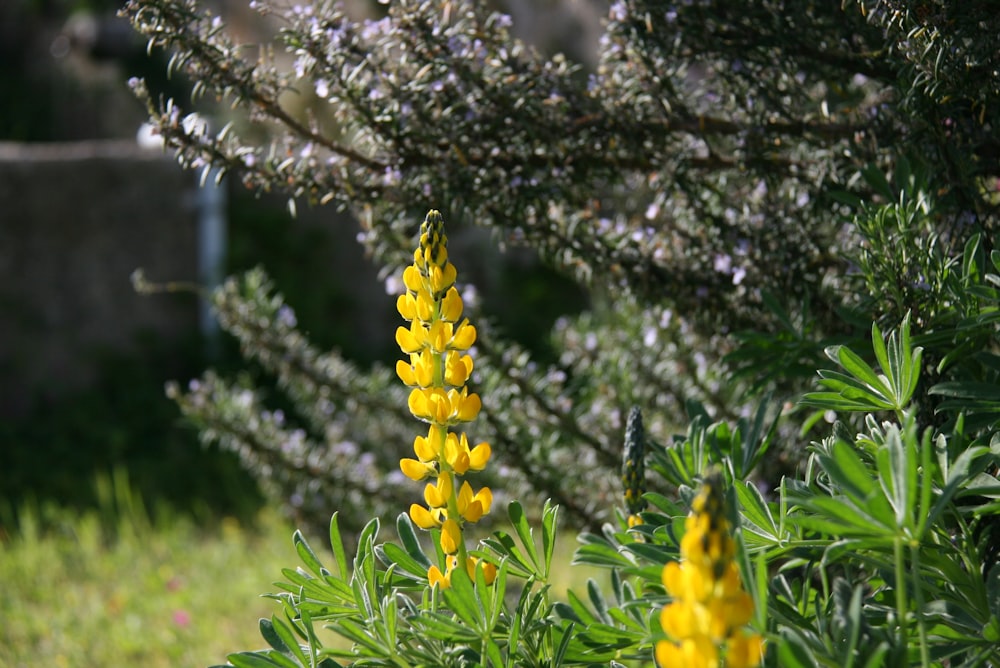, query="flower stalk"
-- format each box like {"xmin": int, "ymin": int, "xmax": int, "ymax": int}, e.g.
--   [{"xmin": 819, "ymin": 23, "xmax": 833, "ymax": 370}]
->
[
  {"xmin": 397, "ymin": 209, "xmax": 495, "ymax": 589},
  {"xmin": 656, "ymin": 472, "xmax": 764, "ymax": 668}
]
